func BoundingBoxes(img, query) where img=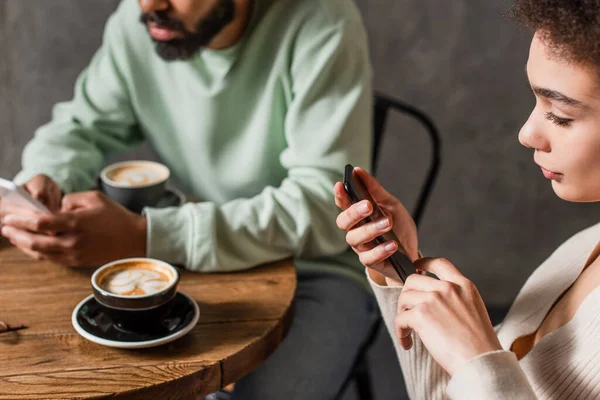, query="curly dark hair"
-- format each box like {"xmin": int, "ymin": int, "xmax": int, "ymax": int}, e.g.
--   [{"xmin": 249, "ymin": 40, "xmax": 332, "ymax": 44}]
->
[{"xmin": 511, "ymin": 0, "xmax": 600, "ymax": 67}]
